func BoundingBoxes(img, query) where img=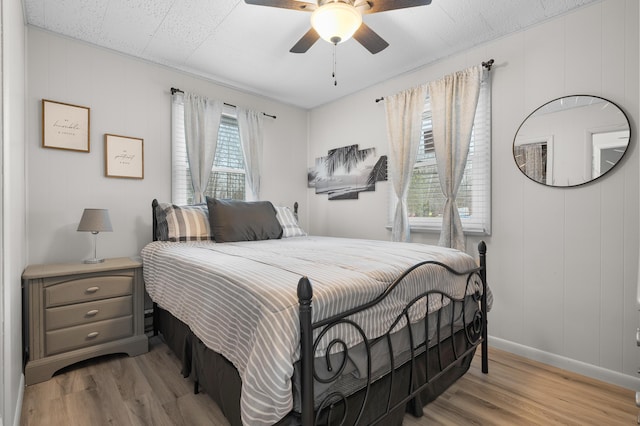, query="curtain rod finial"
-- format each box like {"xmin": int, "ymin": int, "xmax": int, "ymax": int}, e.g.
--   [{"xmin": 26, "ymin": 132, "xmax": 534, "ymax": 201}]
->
[{"xmin": 482, "ymin": 59, "xmax": 494, "ymax": 70}]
